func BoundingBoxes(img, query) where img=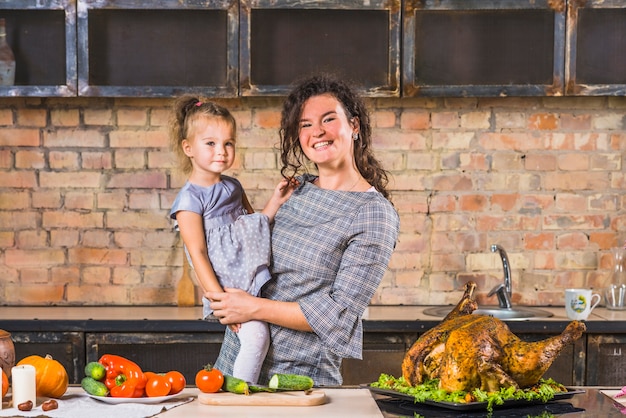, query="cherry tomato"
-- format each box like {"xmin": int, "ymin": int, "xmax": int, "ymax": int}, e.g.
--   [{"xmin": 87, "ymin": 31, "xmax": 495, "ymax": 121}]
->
[
  {"xmin": 165, "ymin": 370, "xmax": 186, "ymax": 395},
  {"xmin": 1, "ymin": 369, "xmax": 8, "ymax": 398},
  {"xmin": 145, "ymin": 374, "xmax": 171, "ymax": 397},
  {"xmin": 195, "ymin": 364, "xmax": 224, "ymax": 393},
  {"xmin": 144, "ymin": 371, "xmax": 158, "ymax": 382}
]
